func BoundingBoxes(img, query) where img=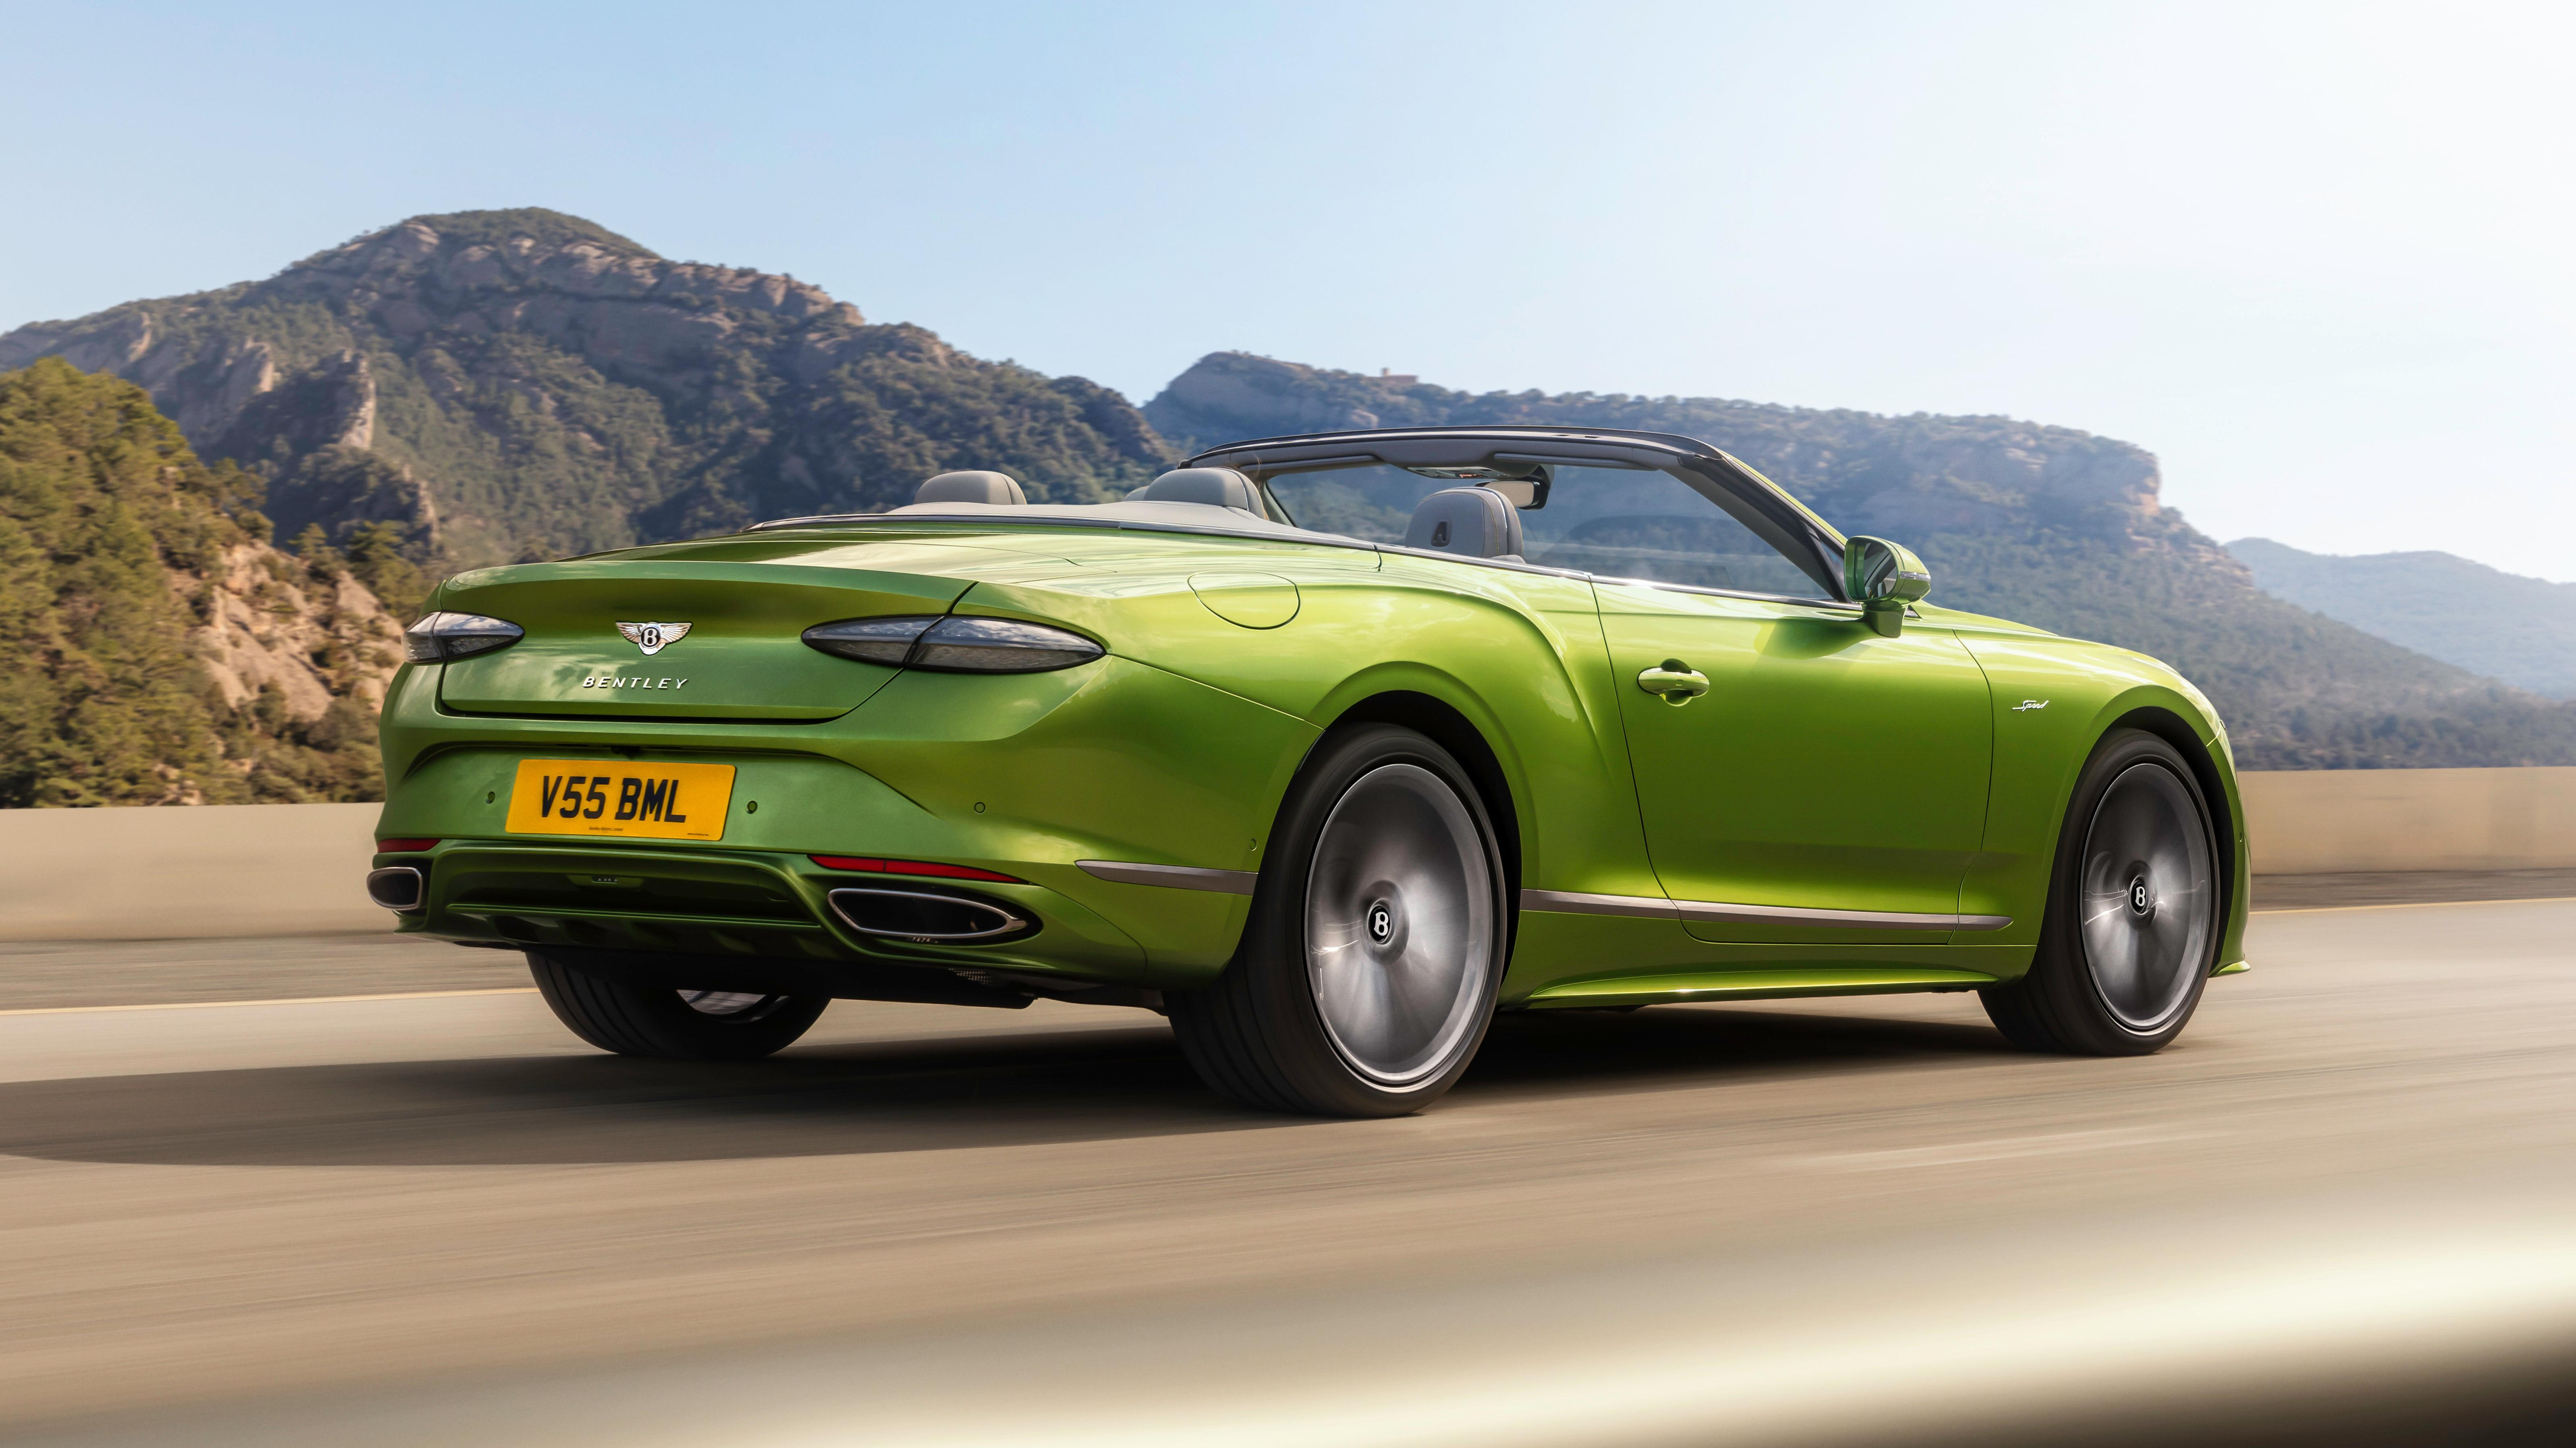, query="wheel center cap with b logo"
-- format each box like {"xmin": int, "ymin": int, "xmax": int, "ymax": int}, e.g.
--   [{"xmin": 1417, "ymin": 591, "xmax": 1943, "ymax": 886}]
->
[
  {"xmin": 2128, "ymin": 875, "xmax": 2153, "ymax": 917},
  {"xmin": 1366, "ymin": 900, "xmax": 1395, "ymax": 944}
]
